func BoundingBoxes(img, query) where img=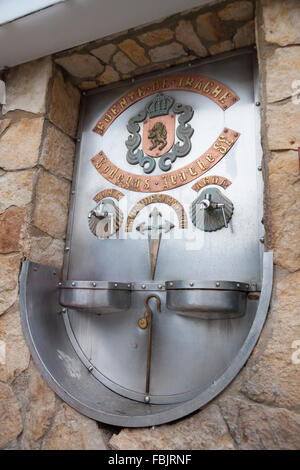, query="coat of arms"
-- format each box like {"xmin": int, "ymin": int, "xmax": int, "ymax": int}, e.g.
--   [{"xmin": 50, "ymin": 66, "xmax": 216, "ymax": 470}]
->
[{"xmin": 126, "ymin": 93, "xmax": 194, "ymax": 173}]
